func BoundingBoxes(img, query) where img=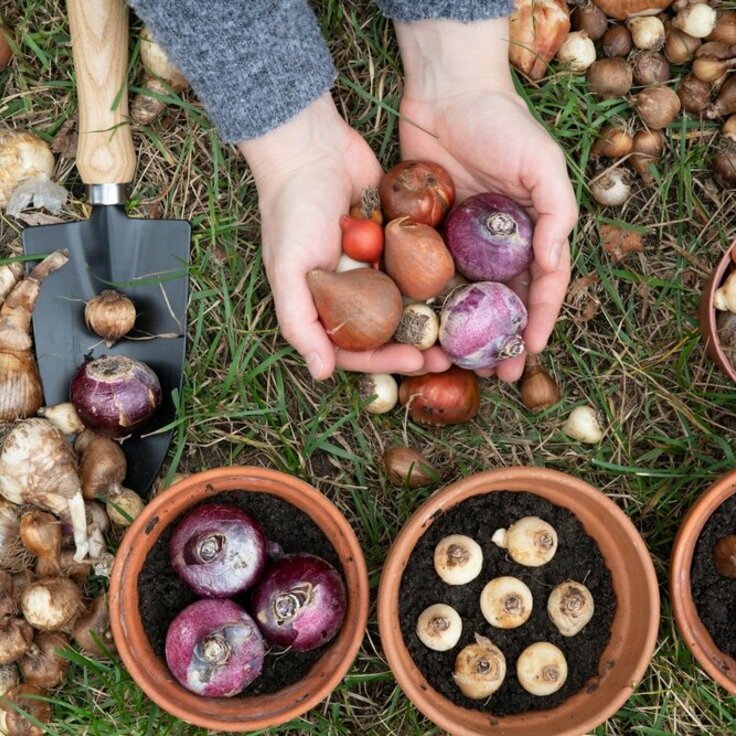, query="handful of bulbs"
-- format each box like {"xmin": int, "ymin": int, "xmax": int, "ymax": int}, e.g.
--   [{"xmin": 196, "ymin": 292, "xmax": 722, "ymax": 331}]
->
[{"xmin": 310, "ymin": 159, "xmax": 542, "ymax": 426}]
